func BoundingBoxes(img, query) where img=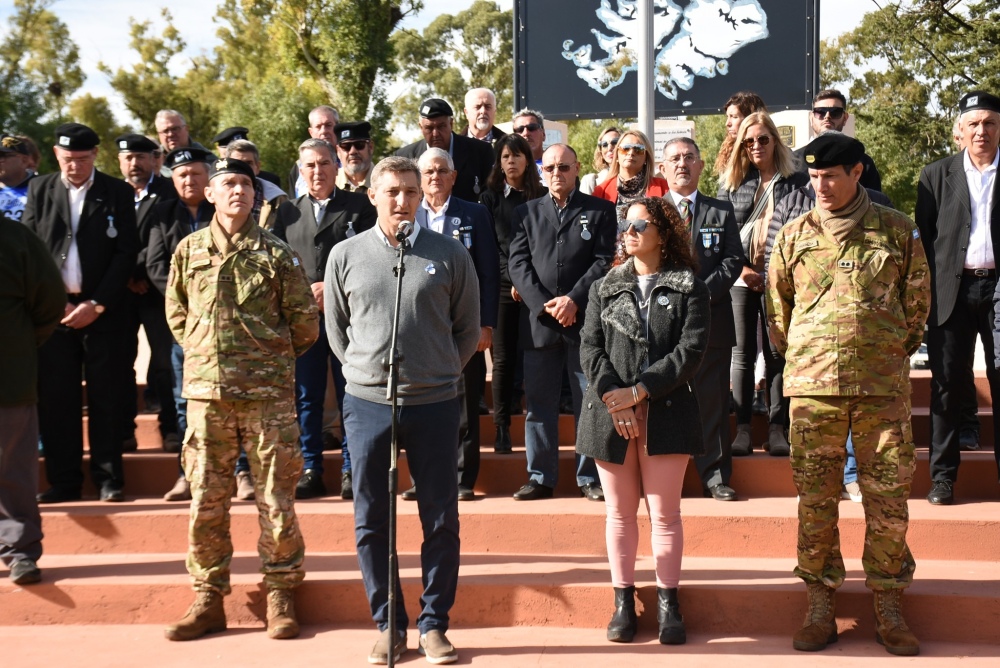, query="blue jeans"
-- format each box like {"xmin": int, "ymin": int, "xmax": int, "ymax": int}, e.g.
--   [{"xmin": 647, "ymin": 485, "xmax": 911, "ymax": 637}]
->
[
  {"xmin": 523, "ymin": 338, "xmax": 597, "ymax": 488},
  {"xmin": 172, "ymin": 340, "xmax": 187, "ymax": 477},
  {"xmin": 844, "ymin": 432, "xmax": 857, "ymax": 485},
  {"xmin": 344, "ymin": 394, "xmax": 461, "ymax": 634}
]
